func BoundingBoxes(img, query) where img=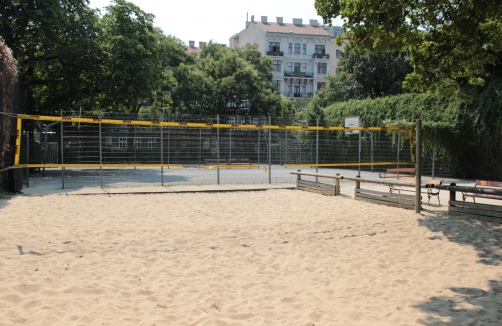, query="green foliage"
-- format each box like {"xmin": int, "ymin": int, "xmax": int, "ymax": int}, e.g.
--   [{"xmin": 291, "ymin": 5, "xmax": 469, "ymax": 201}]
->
[
  {"xmin": 323, "ymin": 82, "xmax": 502, "ymax": 179},
  {"xmin": 172, "ymin": 43, "xmax": 283, "ymax": 115},
  {"xmin": 315, "ymin": 0, "xmax": 502, "ymax": 97},
  {"xmin": 313, "ymin": 45, "xmax": 412, "ymax": 108}
]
